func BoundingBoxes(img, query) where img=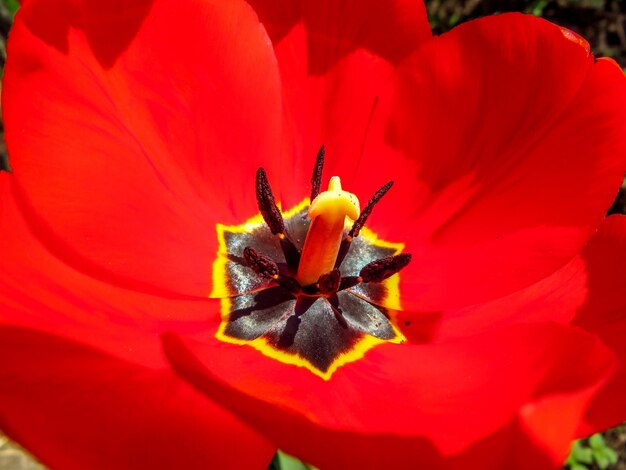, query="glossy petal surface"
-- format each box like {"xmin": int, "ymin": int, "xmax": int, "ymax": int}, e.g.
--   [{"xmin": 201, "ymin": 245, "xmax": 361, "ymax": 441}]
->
[
  {"xmin": 0, "ymin": 0, "xmax": 279, "ymax": 463},
  {"xmin": 164, "ymin": 323, "xmax": 614, "ymax": 469},
  {"xmin": 573, "ymin": 216, "xmax": 626, "ymax": 435},
  {"xmin": 247, "ymin": 0, "xmax": 431, "ymax": 66},
  {"xmin": 0, "ymin": 174, "xmax": 274, "ymax": 469},
  {"xmin": 401, "ymin": 217, "xmax": 626, "ymax": 344},
  {"xmin": 398, "ymin": 216, "xmax": 626, "ymax": 440},
  {"xmin": 352, "ymin": 14, "xmax": 626, "ymax": 310},
  {"xmin": 0, "ymin": 326, "xmax": 273, "ymax": 470},
  {"xmin": 3, "ymin": 2, "xmax": 626, "ymax": 468},
  {"xmin": 246, "ymin": 0, "xmax": 432, "ymax": 208},
  {"xmin": 395, "ymin": 215, "xmax": 626, "ymax": 440},
  {"xmin": 3, "ymin": 0, "xmax": 283, "ymax": 298}
]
